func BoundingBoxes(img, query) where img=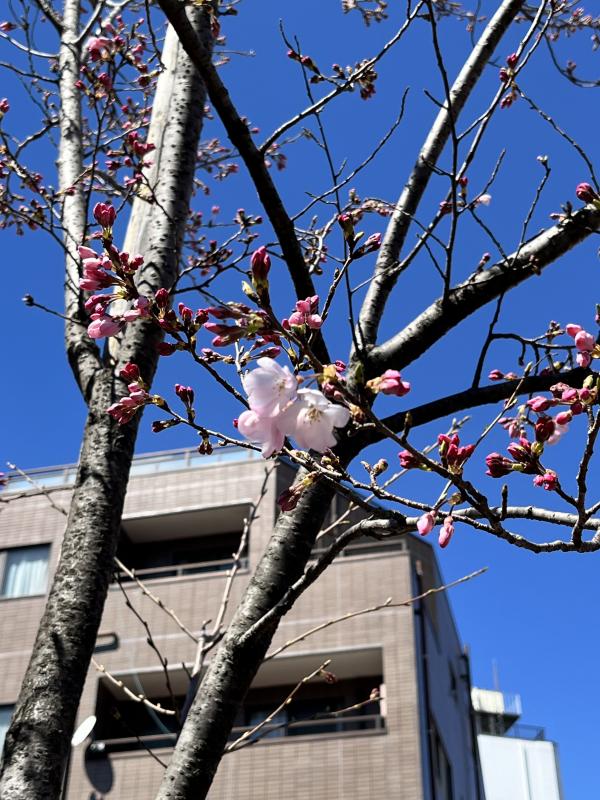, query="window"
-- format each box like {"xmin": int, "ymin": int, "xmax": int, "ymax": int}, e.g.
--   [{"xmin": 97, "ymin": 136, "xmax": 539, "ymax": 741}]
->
[
  {"xmin": 0, "ymin": 545, "xmax": 50, "ymax": 599},
  {"xmin": 0, "ymin": 705, "xmax": 13, "ymax": 760}
]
